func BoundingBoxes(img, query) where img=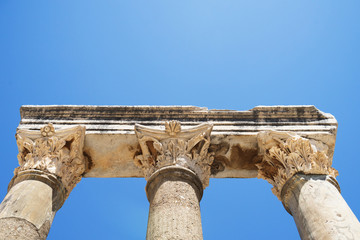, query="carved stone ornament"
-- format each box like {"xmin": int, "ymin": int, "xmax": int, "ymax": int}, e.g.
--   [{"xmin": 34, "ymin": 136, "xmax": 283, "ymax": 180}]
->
[
  {"xmin": 256, "ymin": 131, "xmax": 338, "ymax": 199},
  {"xmin": 15, "ymin": 123, "xmax": 86, "ymax": 196},
  {"xmin": 134, "ymin": 121, "xmax": 214, "ymax": 188}
]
